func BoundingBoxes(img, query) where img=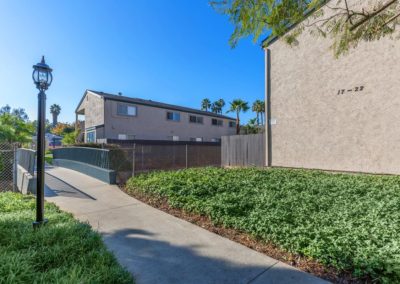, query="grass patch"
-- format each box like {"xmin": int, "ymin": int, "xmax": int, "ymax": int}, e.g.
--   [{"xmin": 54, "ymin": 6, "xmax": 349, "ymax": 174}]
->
[
  {"xmin": 45, "ymin": 153, "xmax": 53, "ymax": 164},
  {"xmin": 126, "ymin": 167, "xmax": 400, "ymax": 283},
  {"xmin": 0, "ymin": 192, "xmax": 133, "ymax": 284}
]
